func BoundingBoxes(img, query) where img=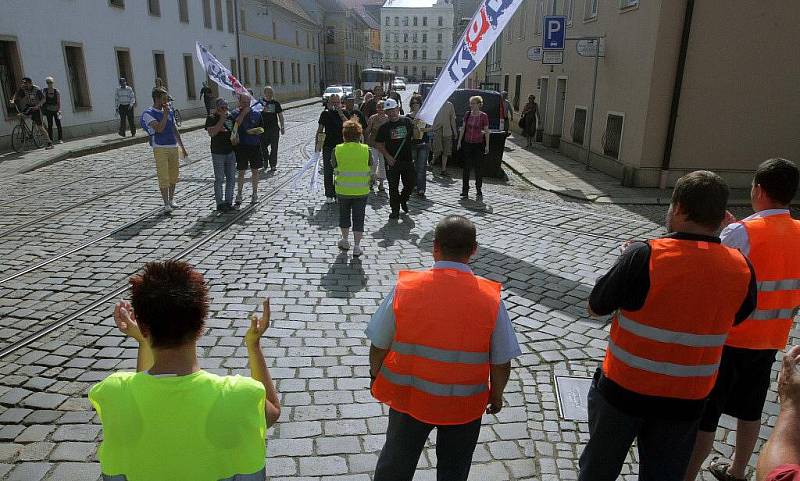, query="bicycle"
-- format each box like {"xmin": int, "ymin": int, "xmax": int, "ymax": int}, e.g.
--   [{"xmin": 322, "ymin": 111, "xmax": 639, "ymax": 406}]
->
[
  {"xmin": 168, "ymin": 99, "xmax": 182, "ymax": 127},
  {"xmin": 11, "ymin": 105, "xmax": 48, "ymax": 153}
]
